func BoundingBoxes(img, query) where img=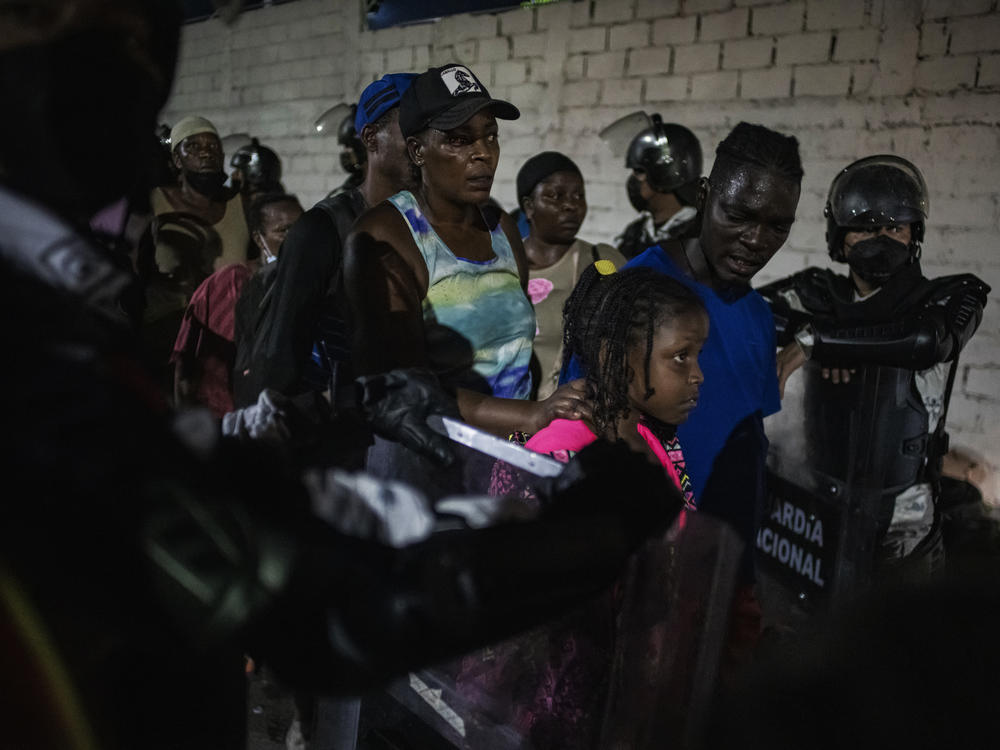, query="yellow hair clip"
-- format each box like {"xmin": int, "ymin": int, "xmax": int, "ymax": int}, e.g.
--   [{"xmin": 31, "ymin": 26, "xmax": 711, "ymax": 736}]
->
[{"xmin": 594, "ymin": 259, "xmax": 617, "ymax": 276}]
